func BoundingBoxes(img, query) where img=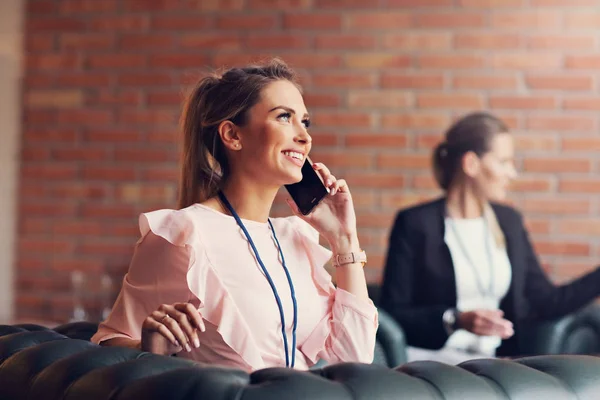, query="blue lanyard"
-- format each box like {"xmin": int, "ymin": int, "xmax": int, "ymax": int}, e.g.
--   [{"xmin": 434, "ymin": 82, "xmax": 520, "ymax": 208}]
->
[{"xmin": 217, "ymin": 191, "xmax": 298, "ymax": 368}]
